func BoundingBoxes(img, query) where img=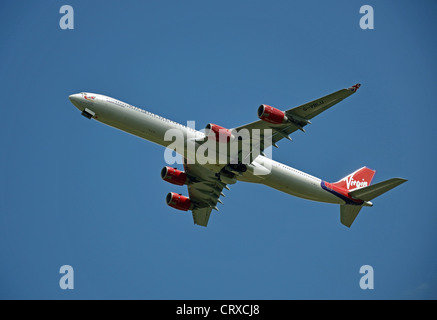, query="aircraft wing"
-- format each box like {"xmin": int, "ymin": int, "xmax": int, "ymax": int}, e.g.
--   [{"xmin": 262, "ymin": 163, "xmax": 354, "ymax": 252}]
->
[
  {"xmin": 183, "ymin": 159, "xmax": 227, "ymax": 227},
  {"xmin": 233, "ymin": 84, "xmax": 361, "ymax": 159}
]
